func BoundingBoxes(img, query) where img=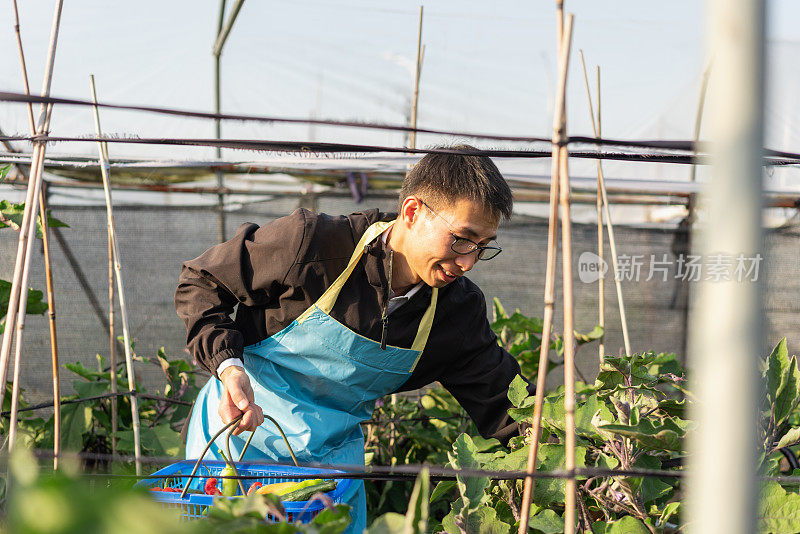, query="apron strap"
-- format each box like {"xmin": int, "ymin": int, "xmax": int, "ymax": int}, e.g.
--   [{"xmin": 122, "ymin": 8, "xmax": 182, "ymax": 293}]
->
[
  {"xmin": 308, "ymin": 220, "xmax": 395, "ymax": 316},
  {"xmin": 410, "ymin": 285, "xmax": 438, "ymax": 358},
  {"xmin": 297, "ymin": 220, "xmax": 438, "ymax": 356}
]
